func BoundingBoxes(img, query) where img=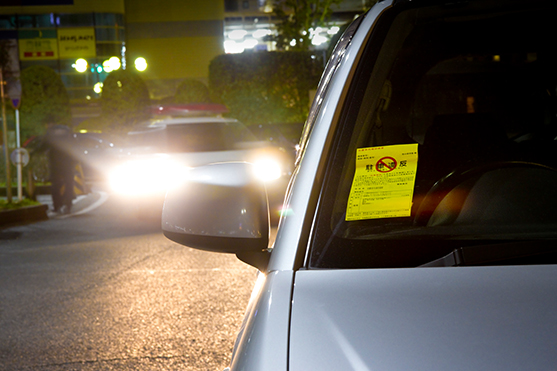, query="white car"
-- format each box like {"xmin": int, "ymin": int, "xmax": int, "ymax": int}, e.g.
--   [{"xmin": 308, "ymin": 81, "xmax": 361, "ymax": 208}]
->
[
  {"xmin": 162, "ymin": 0, "xmax": 557, "ymax": 370},
  {"xmin": 109, "ymin": 112, "xmax": 292, "ymax": 221}
]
